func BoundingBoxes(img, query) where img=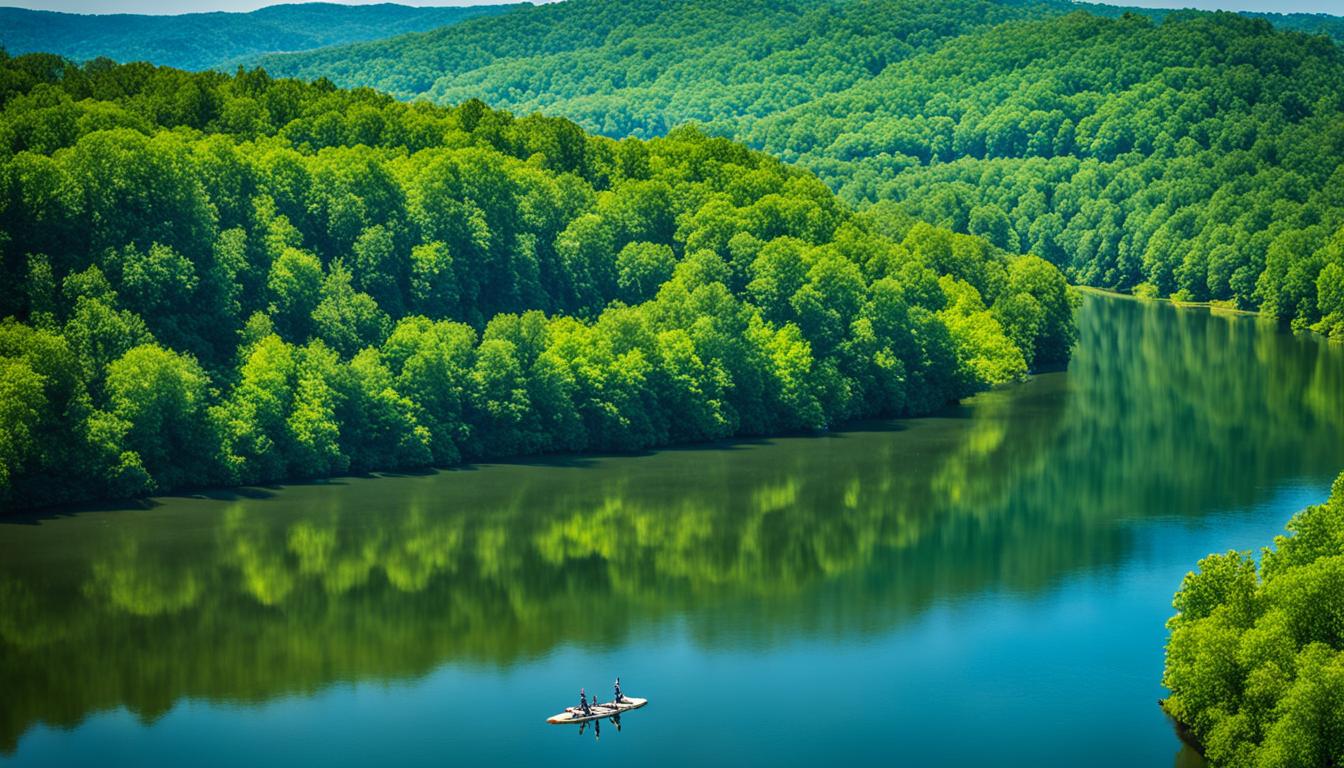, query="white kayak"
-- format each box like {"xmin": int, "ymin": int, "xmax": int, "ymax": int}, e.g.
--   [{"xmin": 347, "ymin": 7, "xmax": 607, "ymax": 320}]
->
[{"xmin": 546, "ymin": 697, "xmax": 648, "ymax": 724}]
